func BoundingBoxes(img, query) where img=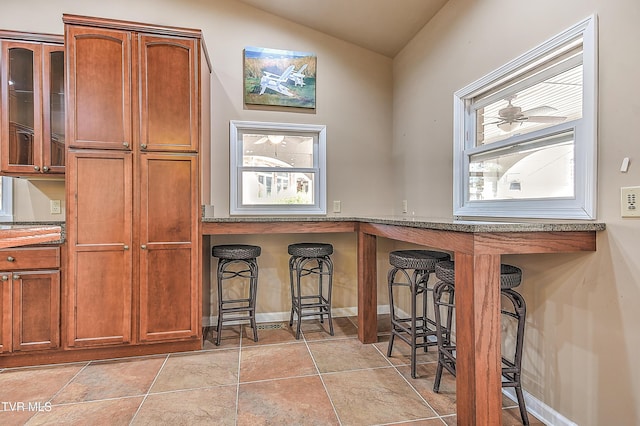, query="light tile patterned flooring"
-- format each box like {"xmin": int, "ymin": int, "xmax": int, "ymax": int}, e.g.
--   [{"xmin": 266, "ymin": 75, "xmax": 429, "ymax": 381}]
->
[{"xmin": 0, "ymin": 315, "xmax": 543, "ymax": 425}]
